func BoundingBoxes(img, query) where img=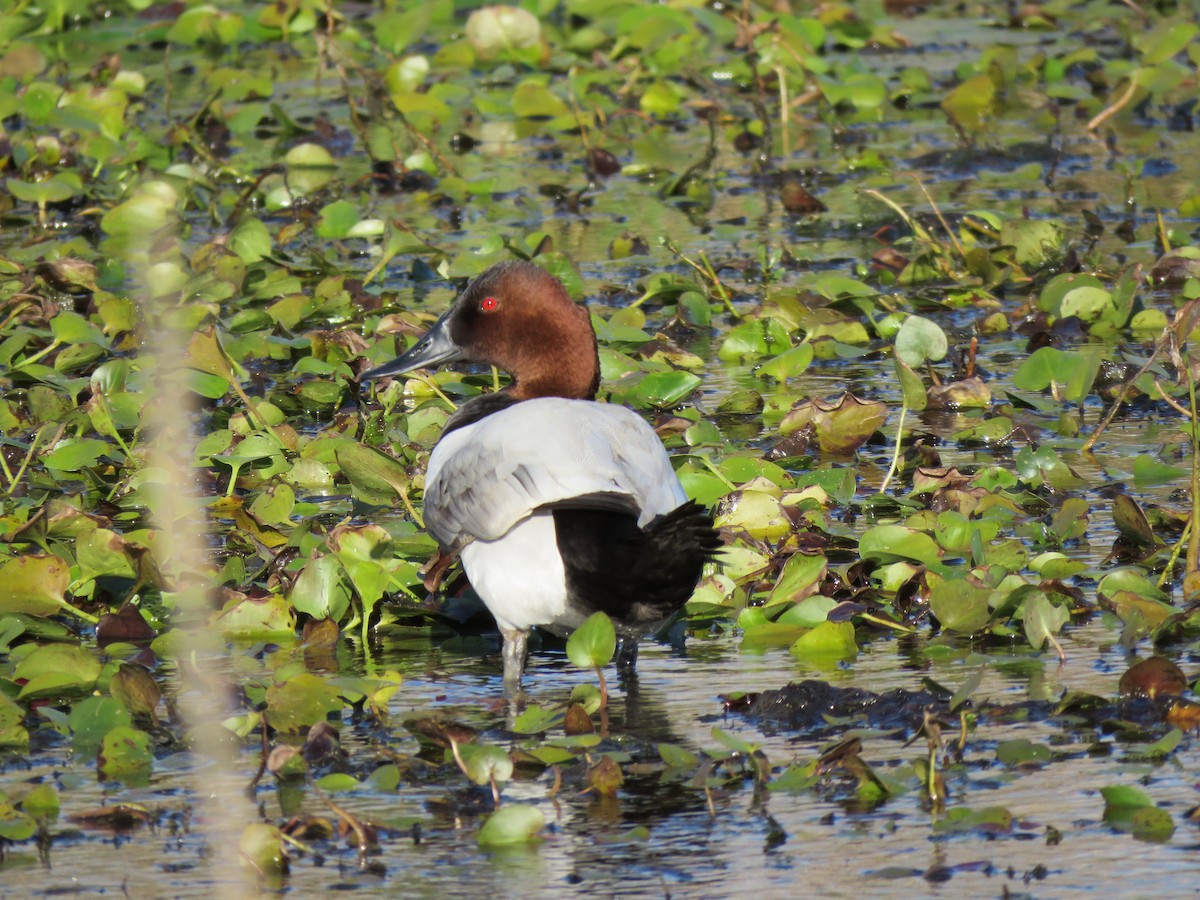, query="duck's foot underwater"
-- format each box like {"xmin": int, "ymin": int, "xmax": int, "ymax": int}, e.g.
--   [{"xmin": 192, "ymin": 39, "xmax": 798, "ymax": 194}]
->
[
  {"xmin": 616, "ymin": 637, "xmax": 639, "ymax": 678},
  {"xmin": 499, "ymin": 625, "xmax": 530, "ymax": 696}
]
